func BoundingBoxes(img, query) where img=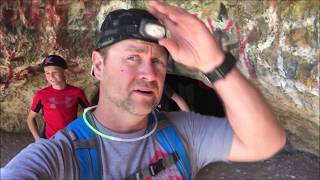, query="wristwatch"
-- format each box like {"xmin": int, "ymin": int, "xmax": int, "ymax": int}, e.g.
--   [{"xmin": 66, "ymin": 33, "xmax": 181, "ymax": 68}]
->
[{"xmin": 204, "ymin": 52, "xmax": 237, "ymax": 83}]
